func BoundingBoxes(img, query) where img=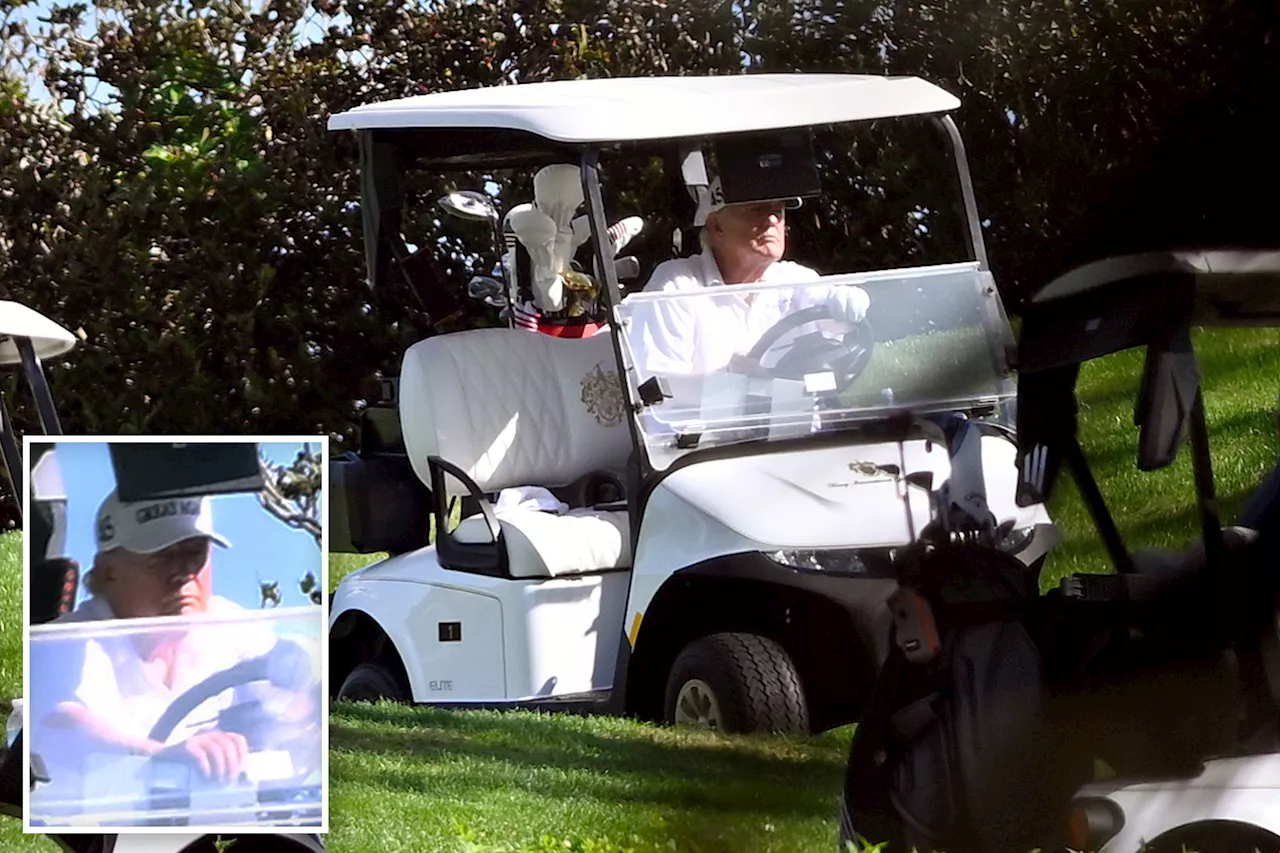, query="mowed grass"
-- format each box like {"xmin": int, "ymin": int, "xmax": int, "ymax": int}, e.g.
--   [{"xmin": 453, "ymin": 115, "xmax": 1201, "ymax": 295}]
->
[
  {"xmin": 845, "ymin": 325, "xmax": 1005, "ymax": 409},
  {"xmin": 328, "ymin": 702, "xmax": 853, "ymax": 853},
  {"xmin": 0, "ymin": 532, "xmax": 24, "ymax": 712},
  {"xmin": 1037, "ymin": 326, "xmax": 1280, "ymax": 586},
  {"xmin": 0, "ymin": 533, "xmax": 61, "ymax": 851}
]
